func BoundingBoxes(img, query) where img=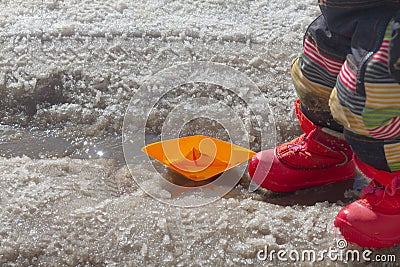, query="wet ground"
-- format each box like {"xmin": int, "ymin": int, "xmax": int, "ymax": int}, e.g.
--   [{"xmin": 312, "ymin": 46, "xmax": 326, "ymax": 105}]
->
[{"xmin": 1, "ymin": 0, "xmax": 399, "ymax": 266}]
